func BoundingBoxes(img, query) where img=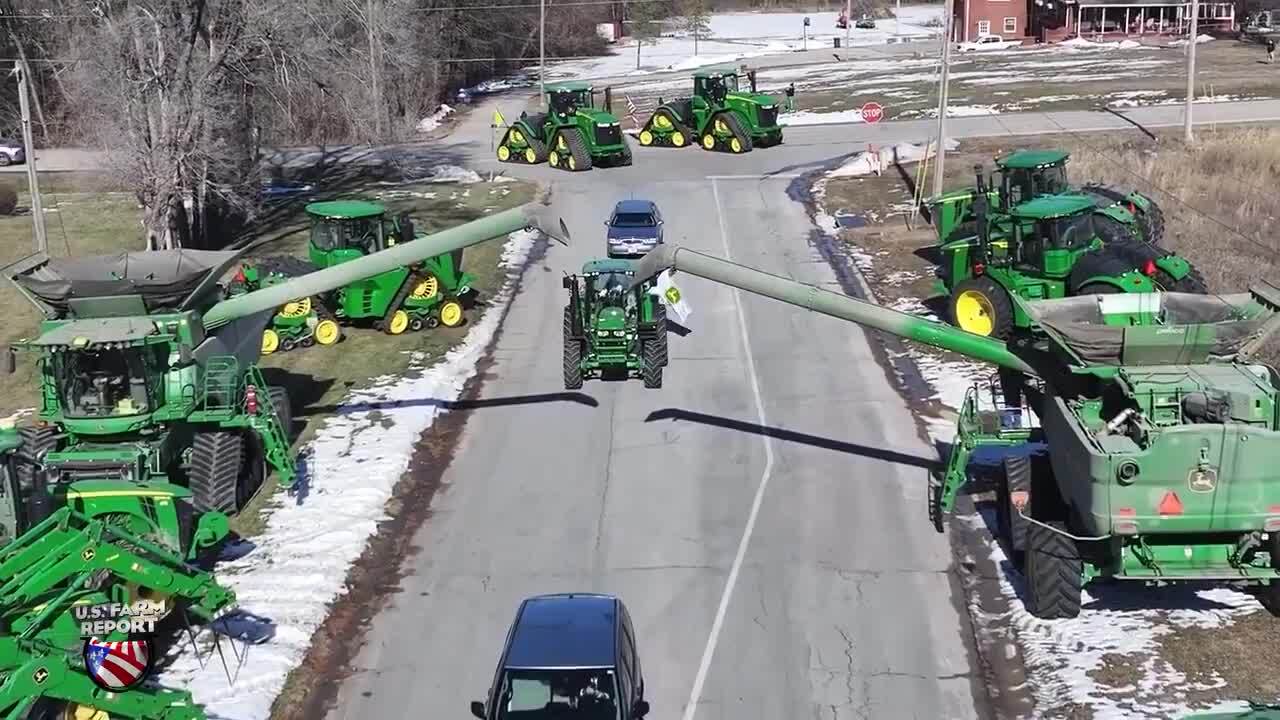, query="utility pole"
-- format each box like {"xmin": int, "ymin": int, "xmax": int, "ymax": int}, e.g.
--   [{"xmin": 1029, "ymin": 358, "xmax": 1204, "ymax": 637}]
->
[
  {"xmin": 896, "ymin": 0, "xmax": 902, "ymax": 35},
  {"xmin": 540, "ymin": 0, "xmax": 547, "ymax": 108},
  {"xmin": 1183, "ymin": 0, "xmax": 1199, "ymax": 143},
  {"xmin": 933, "ymin": 0, "xmax": 955, "ymax": 197},
  {"xmin": 845, "ymin": 0, "xmax": 851, "ymax": 47},
  {"xmin": 16, "ymin": 62, "xmax": 46, "ymax": 254}
]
